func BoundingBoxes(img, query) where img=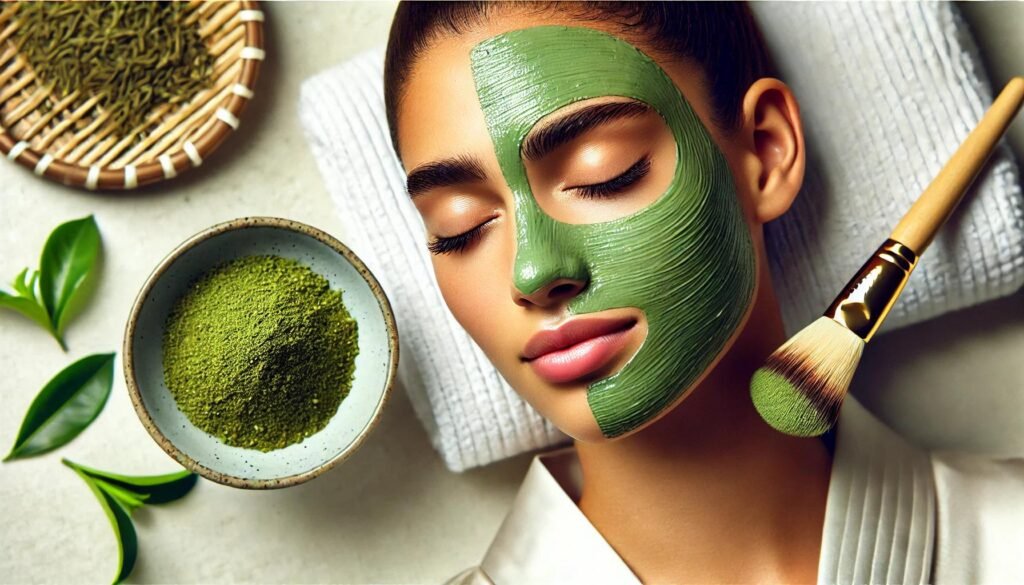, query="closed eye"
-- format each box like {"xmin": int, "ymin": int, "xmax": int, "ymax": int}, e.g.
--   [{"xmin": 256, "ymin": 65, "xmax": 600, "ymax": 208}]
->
[
  {"xmin": 427, "ymin": 219, "xmax": 494, "ymax": 255},
  {"xmin": 566, "ymin": 155, "xmax": 652, "ymax": 199}
]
